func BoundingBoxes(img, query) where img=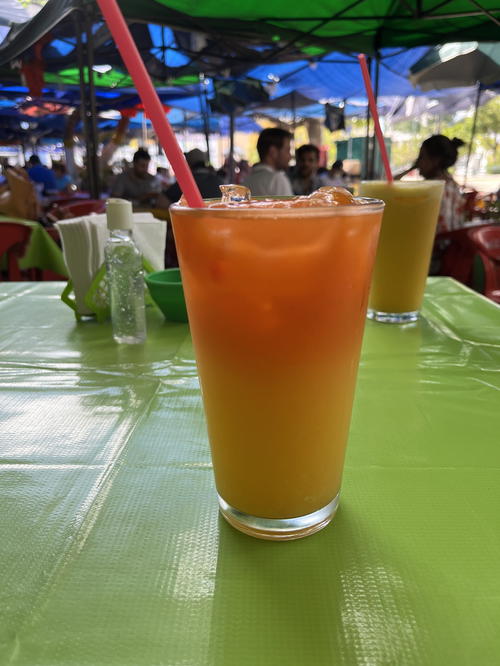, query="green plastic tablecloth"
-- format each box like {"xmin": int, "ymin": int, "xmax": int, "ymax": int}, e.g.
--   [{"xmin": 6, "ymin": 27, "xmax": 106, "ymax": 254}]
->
[
  {"xmin": 1, "ymin": 278, "xmax": 499, "ymax": 665},
  {"xmin": 0, "ymin": 217, "xmax": 68, "ymax": 276}
]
